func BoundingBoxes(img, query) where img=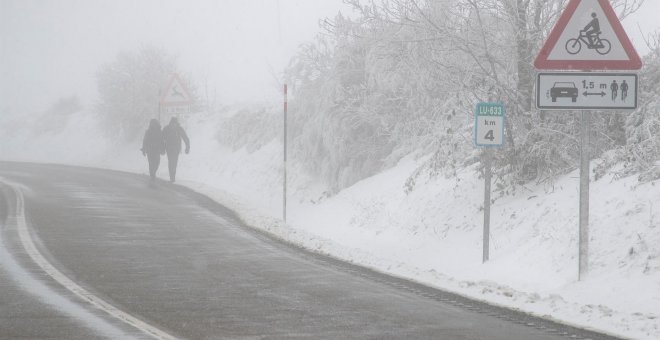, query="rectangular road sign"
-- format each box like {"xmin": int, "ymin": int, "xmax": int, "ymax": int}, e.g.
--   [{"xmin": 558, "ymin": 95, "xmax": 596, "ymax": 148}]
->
[
  {"xmin": 164, "ymin": 105, "xmax": 190, "ymax": 115},
  {"xmin": 537, "ymin": 72, "xmax": 637, "ymax": 110},
  {"xmin": 474, "ymin": 103, "xmax": 505, "ymax": 147}
]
